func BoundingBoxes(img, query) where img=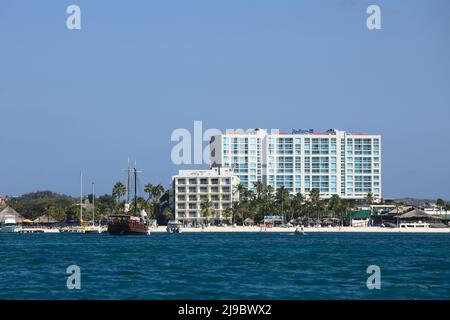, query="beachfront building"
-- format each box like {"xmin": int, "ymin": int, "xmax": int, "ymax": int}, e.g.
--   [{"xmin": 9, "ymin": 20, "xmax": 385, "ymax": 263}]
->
[
  {"xmin": 210, "ymin": 129, "xmax": 382, "ymax": 201},
  {"xmin": 171, "ymin": 167, "xmax": 240, "ymax": 223}
]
